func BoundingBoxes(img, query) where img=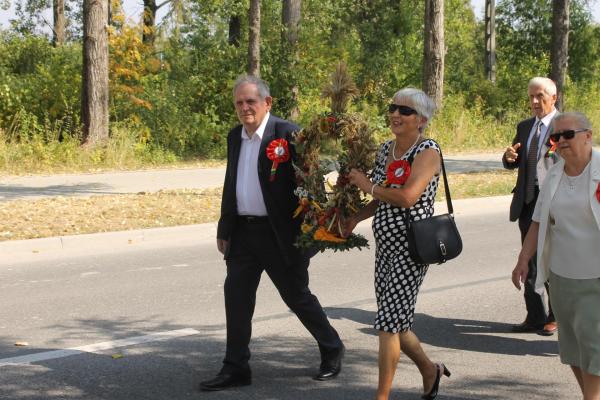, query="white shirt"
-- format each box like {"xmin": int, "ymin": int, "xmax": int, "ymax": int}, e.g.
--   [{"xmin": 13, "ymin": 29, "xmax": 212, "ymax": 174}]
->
[
  {"xmin": 526, "ymin": 109, "xmax": 557, "ymax": 160},
  {"xmin": 236, "ymin": 112, "xmax": 270, "ymax": 216},
  {"xmin": 544, "ymin": 163, "xmax": 600, "ymax": 279}
]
